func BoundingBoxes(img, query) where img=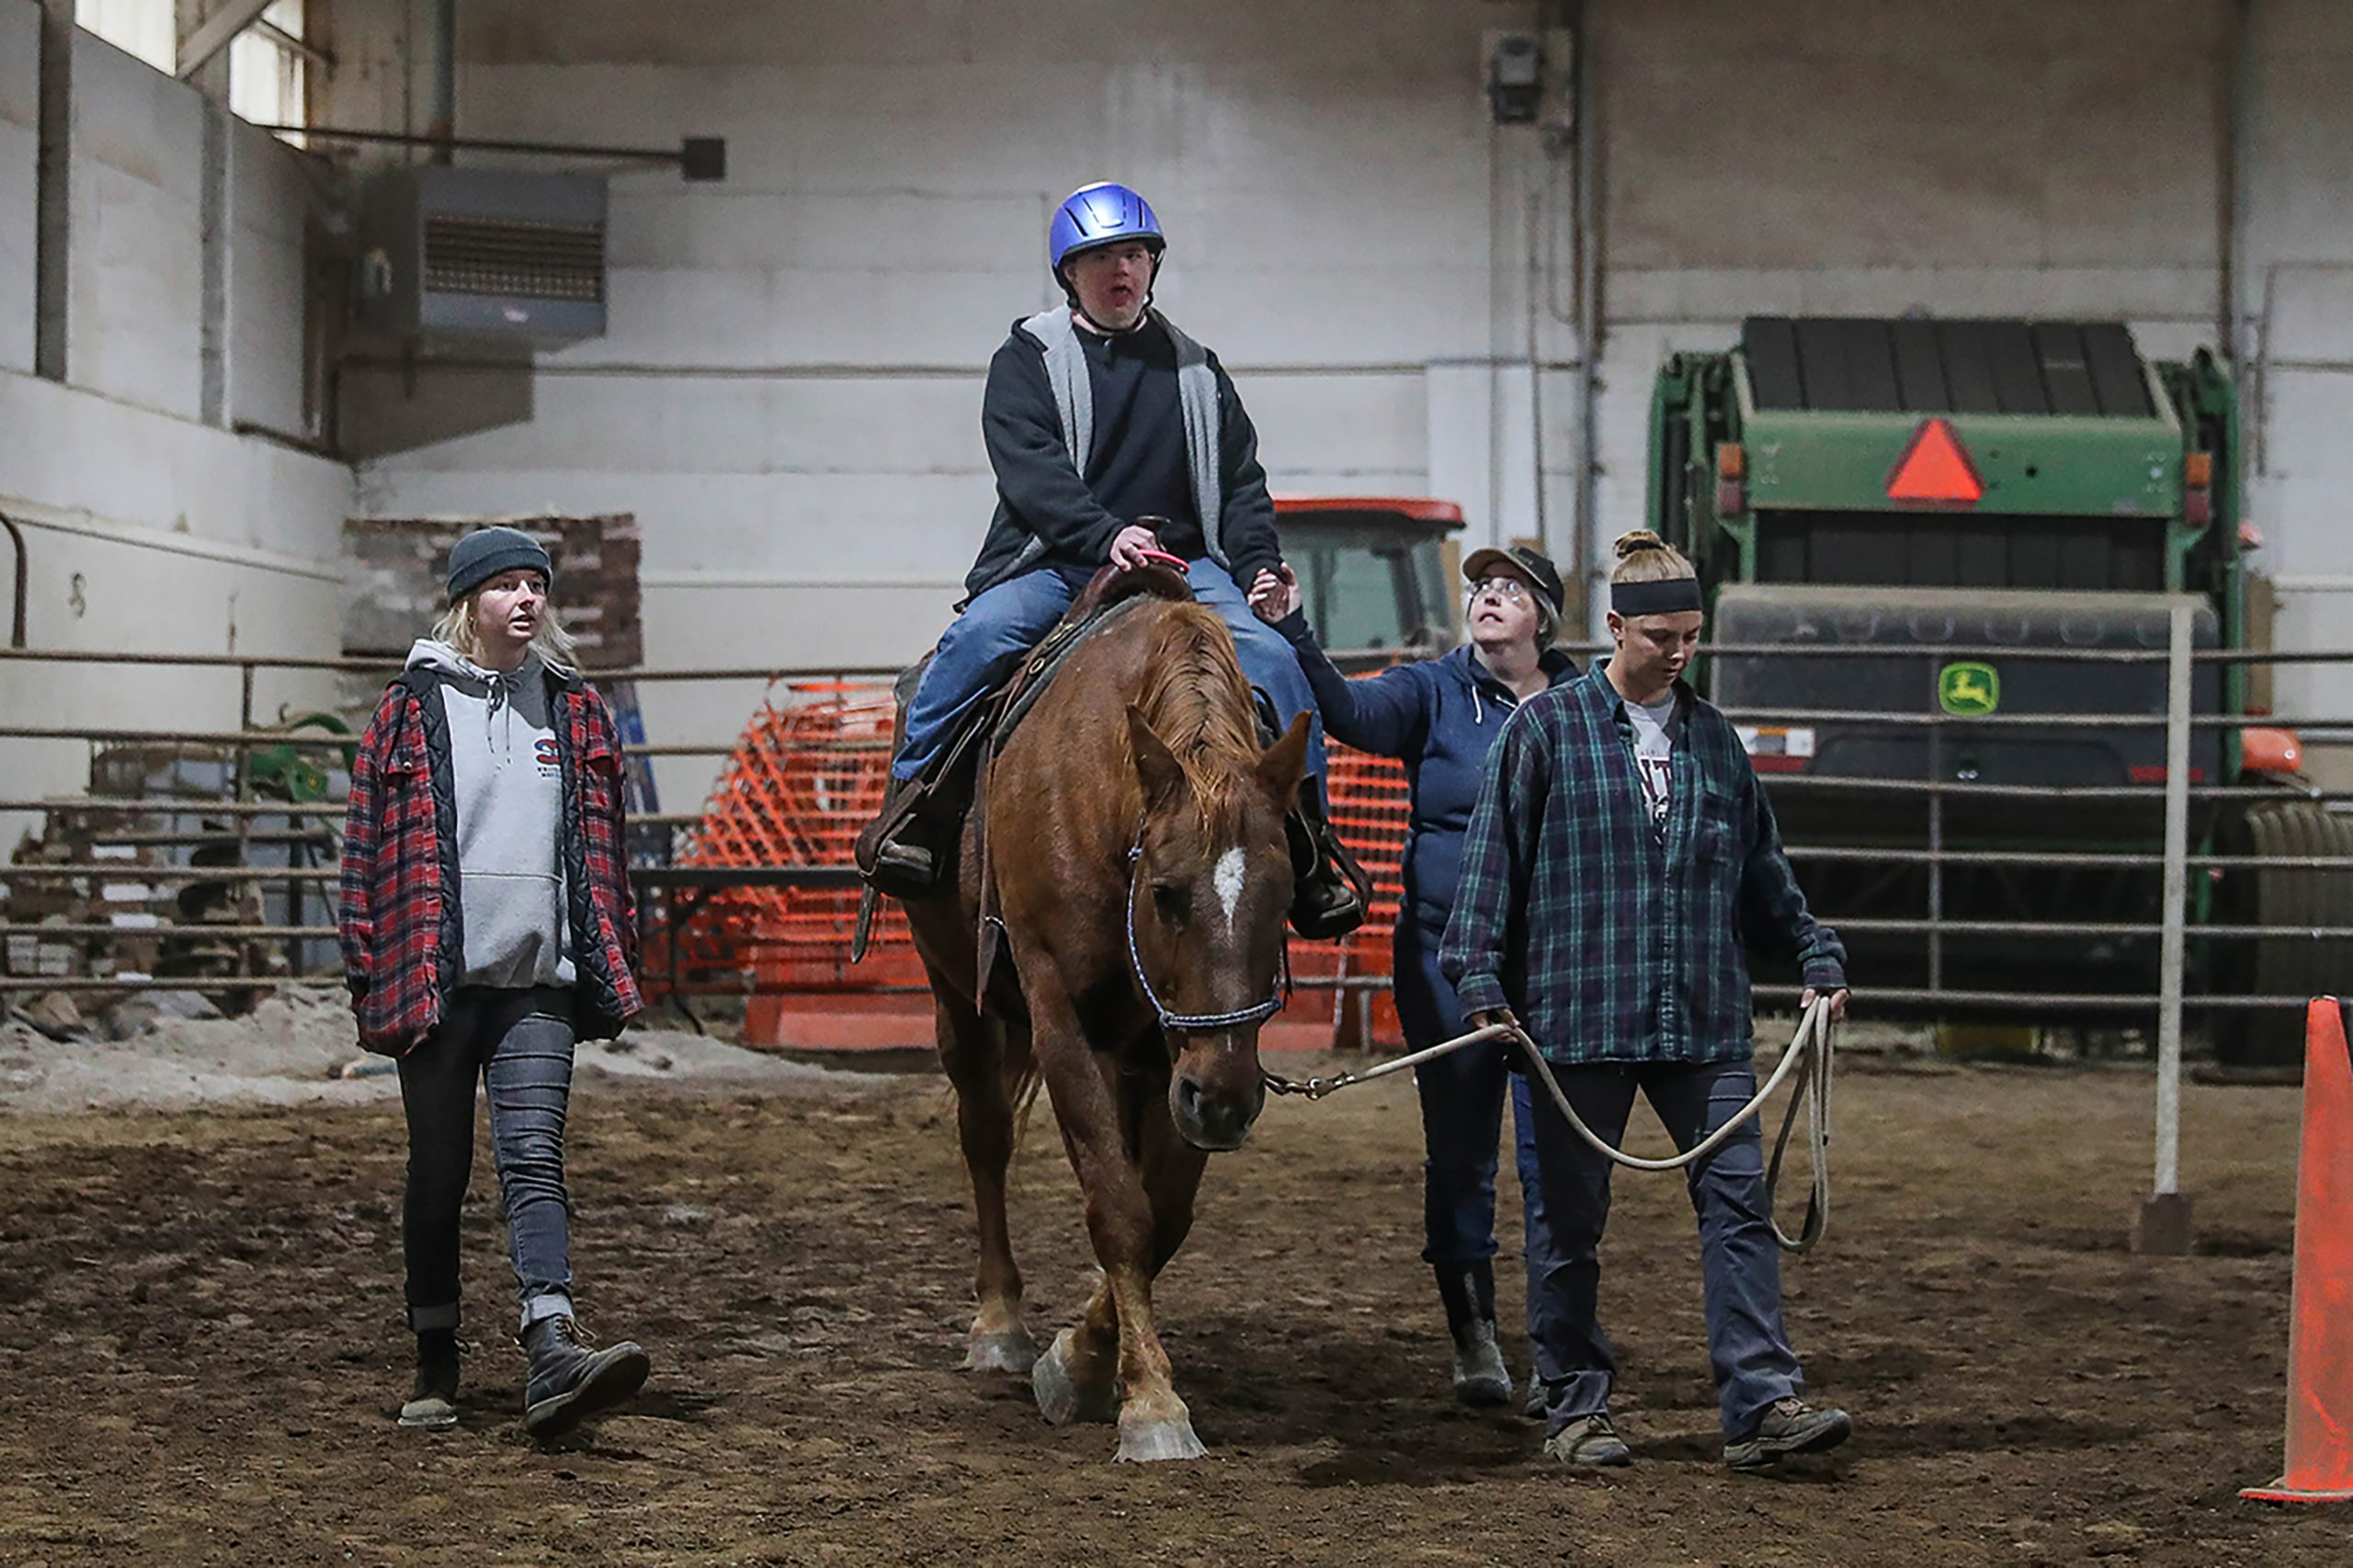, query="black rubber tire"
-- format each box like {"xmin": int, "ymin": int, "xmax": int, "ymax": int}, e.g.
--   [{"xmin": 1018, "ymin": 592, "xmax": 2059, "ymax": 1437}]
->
[{"xmin": 2214, "ymin": 801, "xmax": 2353, "ymax": 1067}]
